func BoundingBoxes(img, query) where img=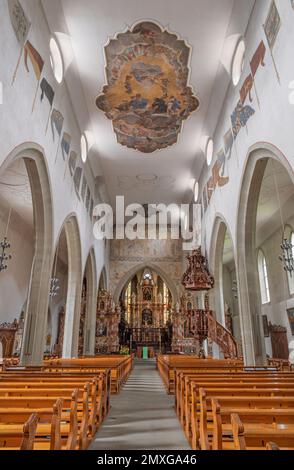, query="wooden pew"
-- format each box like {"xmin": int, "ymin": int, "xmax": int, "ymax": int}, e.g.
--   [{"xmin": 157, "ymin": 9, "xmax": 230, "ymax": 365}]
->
[
  {"xmin": 157, "ymin": 355, "xmax": 244, "ymax": 394},
  {"xmin": 0, "ymin": 413, "xmax": 39, "ymax": 450},
  {"xmin": 0, "ymin": 369, "xmax": 111, "ymax": 416},
  {"xmin": 177, "ymin": 378, "xmax": 294, "ymax": 438},
  {"xmin": 176, "ymin": 371, "xmax": 294, "ymax": 438},
  {"xmin": 231, "ymin": 413, "xmax": 294, "ymax": 450},
  {"xmin": 0, "ymin": 357, "xmax": 130, "ymax": 450},
  {"xmin": 197, "ymin": 388, "xmax": 294, "ymax": 450},
  {"xmin": 211, "ymin": 399, "xmax": 294, "ymax": 450},
  {"xmin": 0, "ymin": 398, "xmax": 64, "ymax": 450},
  {"xmin": 0, "ymin": 378, "xmax": 106, "ymax": 449}
]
